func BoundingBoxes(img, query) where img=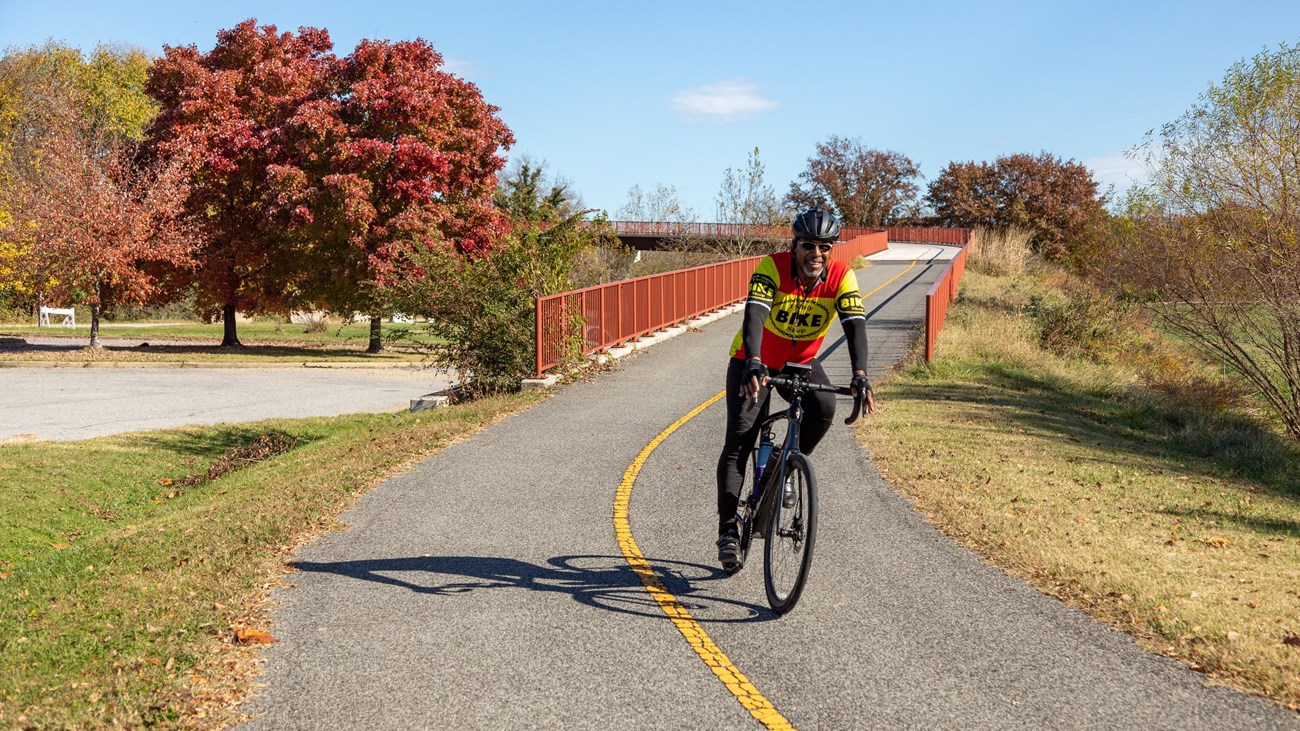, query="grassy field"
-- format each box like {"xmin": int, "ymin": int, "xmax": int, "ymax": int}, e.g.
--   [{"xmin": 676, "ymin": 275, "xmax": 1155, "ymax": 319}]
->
[
  {"xmin": 0, "ymin": 319, "xmax": 425, "ymax": 345},
  {"xmin": 860, "ymin": 266, "xmax": 1300, "ymax": 710},
  {"xmin": 0, "ymin": 343, "xmax": 427, "ymax": 365},
  {"xmin": 0, "ymin": 320, "xmax": 442, "ymax": 363},
  {"xmin": 0, "ymin": 392, "xmax": 544, "ymax": 729}
]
